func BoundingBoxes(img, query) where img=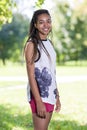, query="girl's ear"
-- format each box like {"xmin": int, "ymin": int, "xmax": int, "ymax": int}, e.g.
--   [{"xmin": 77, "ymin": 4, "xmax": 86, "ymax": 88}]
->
[{"xmin": 34, "ymin": 23, "xmax": 37, "ymax": 28}]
